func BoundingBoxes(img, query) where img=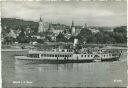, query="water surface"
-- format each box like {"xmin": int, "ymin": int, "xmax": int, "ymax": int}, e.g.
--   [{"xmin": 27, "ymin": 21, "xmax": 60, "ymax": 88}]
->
[{"xmin": 2, "ymin": 51, "xmax": 127, "ymax": 87}]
